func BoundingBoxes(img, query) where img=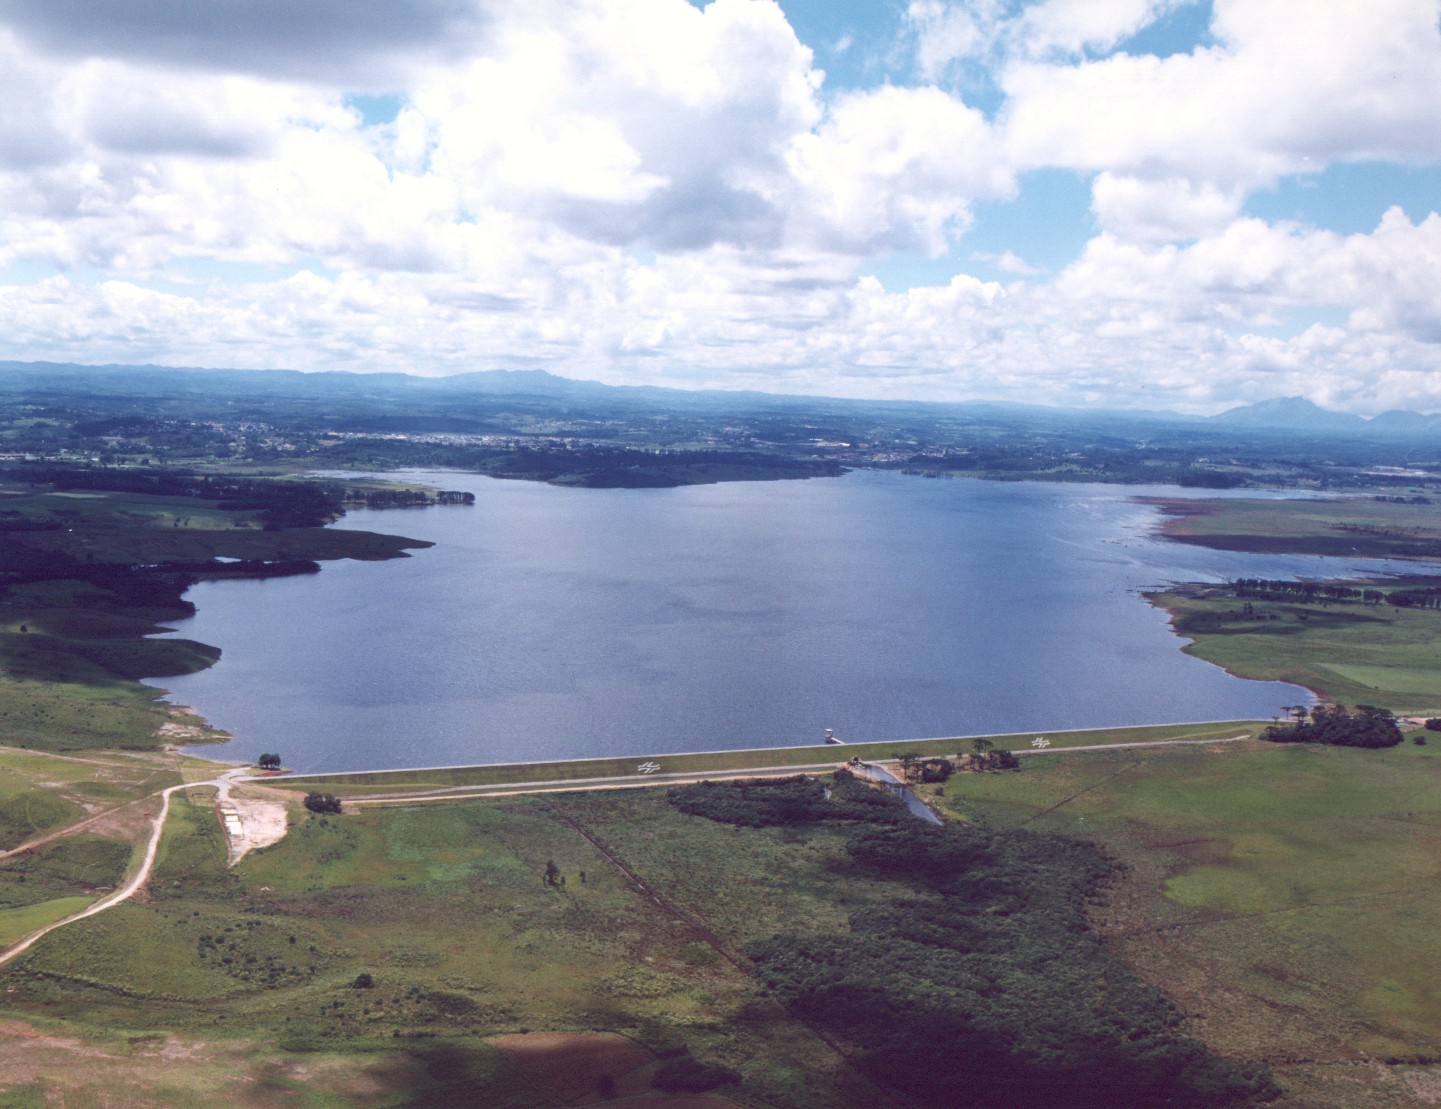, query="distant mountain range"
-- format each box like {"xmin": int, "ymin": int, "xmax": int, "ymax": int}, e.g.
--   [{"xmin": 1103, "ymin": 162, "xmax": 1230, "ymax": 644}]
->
[
  {"xmin": 1211, "ymin": 396, "xmax": 1441, "ymax": 436},
  {"xmin": 2, "ymin": 360, "xmax": 1438, "ymax": 440}
]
